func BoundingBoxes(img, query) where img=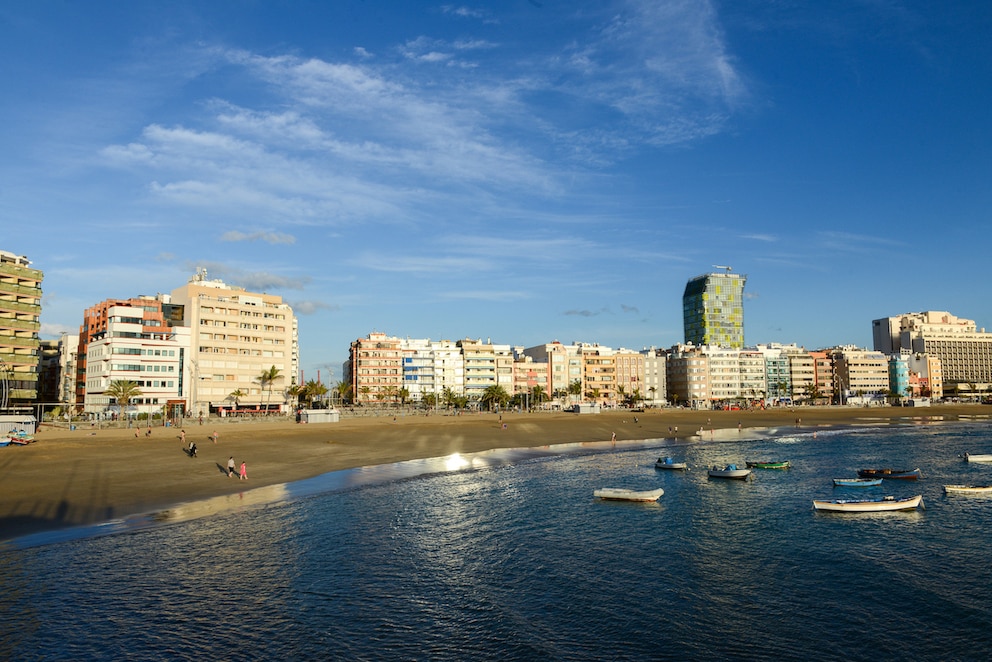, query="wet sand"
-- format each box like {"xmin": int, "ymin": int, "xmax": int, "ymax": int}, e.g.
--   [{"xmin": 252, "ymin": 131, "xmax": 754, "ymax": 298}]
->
[{"xmin": 1, "ymin": 404, "xmax": 988, "ymax": 542}]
